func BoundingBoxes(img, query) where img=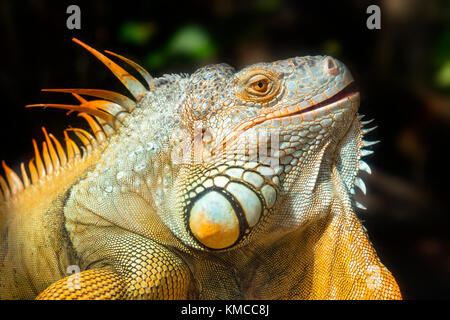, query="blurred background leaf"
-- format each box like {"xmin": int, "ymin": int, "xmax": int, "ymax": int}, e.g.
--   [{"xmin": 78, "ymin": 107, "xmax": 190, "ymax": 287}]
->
[
  {"xmin": 167, "ymin": 24, "xmax": 216, "ymax": 59},
  {"xmin": 145, "ymin": 24, "xmax": 217, "ymax": 70},
  {"xmin": 119, "ymin": 21, "xmax": 156, "ymax": 46},
  {"xmin": 433, "ymin": 28, "xmax": 450, "ymax": 89}
]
